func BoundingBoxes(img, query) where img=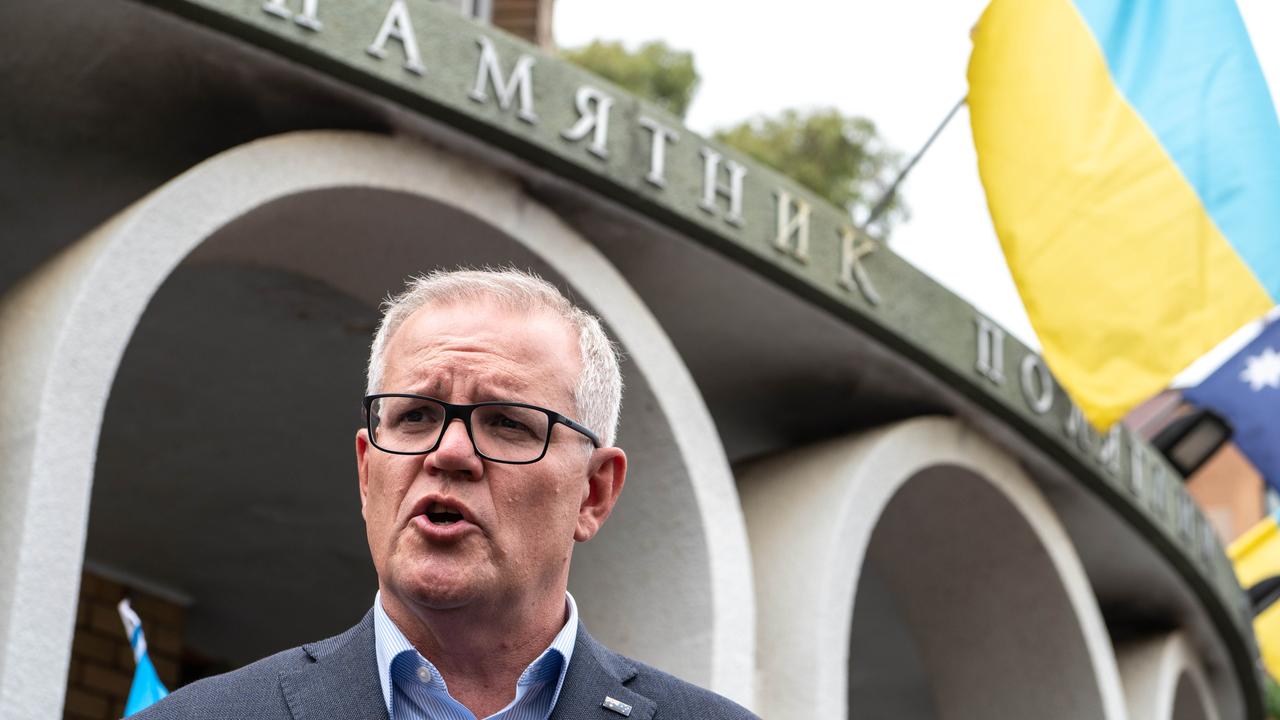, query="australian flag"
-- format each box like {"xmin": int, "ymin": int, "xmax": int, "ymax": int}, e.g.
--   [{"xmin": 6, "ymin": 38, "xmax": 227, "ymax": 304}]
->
[{"xmin": 1184, "ymin": 317, "xmax": 1280, "ymax": 490}]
